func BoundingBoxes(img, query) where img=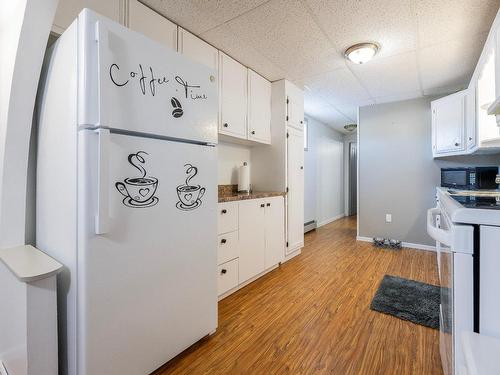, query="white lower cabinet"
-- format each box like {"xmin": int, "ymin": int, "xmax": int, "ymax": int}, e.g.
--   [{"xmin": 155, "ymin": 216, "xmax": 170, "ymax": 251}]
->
[
  {"xmin": 218, "ymin": 259, "xmax": 239, "ymax": 296},
  {"xmin": 238, "ymin": 199, "xmax": 267, "ymax": 283},
  {"xmin": 217, "ymin": 197, "xmax": 284, "ymax": 297}
]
